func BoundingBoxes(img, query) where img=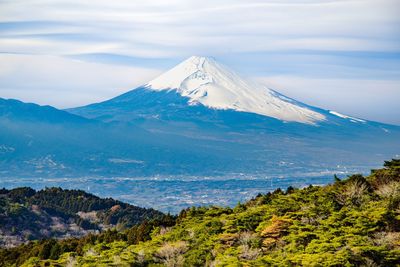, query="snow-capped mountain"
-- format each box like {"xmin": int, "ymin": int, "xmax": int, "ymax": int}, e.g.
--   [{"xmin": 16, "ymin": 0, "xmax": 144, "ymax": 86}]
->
[
  {"xmin": 145, "ymin": 56, "xmax": 325, "ymax": 124},
  {"xmin": 1, "ymin": 57, "xmax": 399, "ymax": 179},
  {"xmin": 70, "ymin": 56, "xmax": 370, "ymax": 128}
]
